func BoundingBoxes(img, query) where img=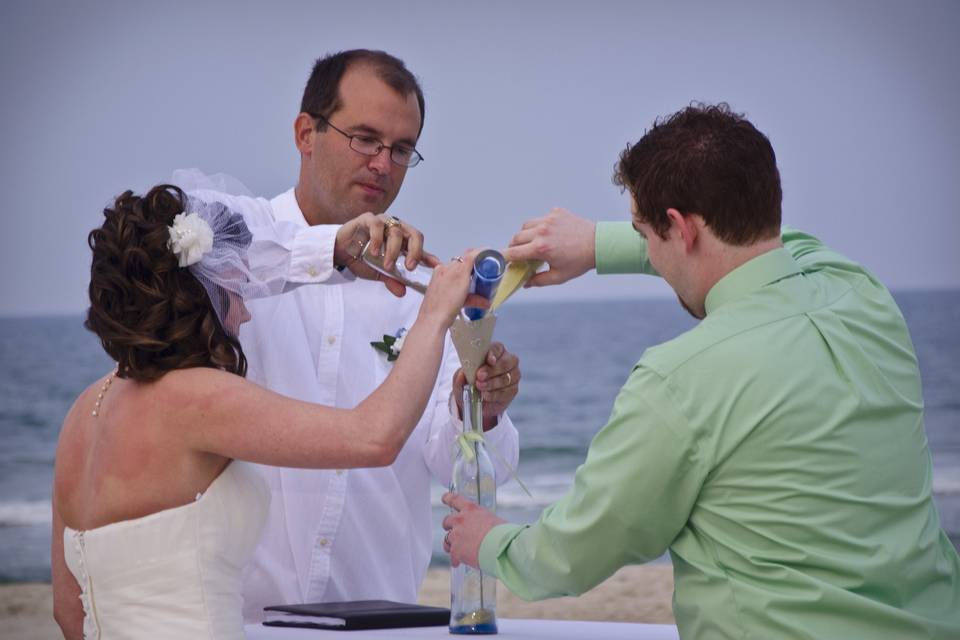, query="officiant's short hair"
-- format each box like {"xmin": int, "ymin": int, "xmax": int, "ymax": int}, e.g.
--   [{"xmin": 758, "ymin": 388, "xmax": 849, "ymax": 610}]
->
[
  {"xmin": 613, "ymin": 102, "xmax": 782, "ymax": 246},
  {"xmin": 85, "ymin": 186, "xmax": 247, "ymax": 382},
  {"xmin": 300, "ymin": 49, "xmax": 426, "ymax": 136}
]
